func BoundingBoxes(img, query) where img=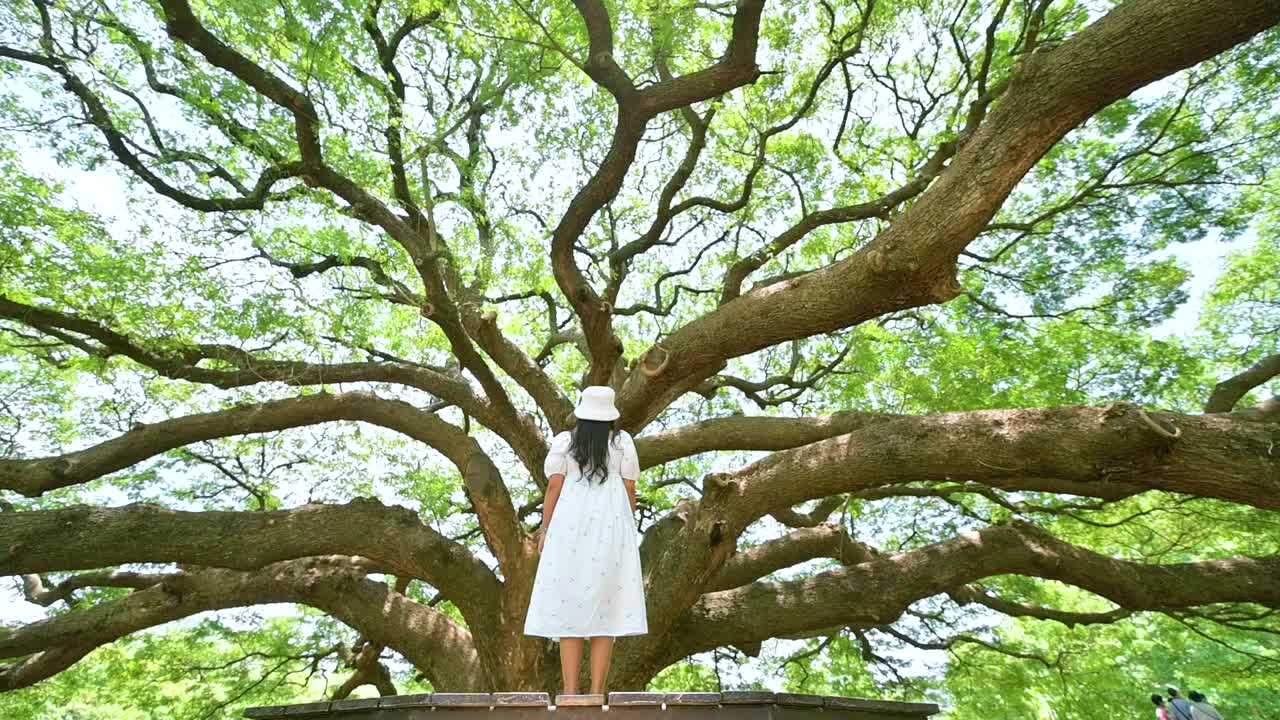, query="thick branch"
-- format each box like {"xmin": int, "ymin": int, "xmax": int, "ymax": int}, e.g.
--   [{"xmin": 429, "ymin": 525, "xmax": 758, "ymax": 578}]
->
[
  {"xmin": 770, "ymin": 496, "xmax": 847, "ymax": 529},
  {"xmin": 0, "ymin": 557, "xmax": 482, "ymax": 691},
  {"xmin": 462, "ymin": 451, "xmax": 526, "ymax": 578},
  {"xmin": 718, "ymin": 404, "xmax": 1280, "ymax": 534},
  {"xmin": 0, "ymin": 295, "xmax": 546, "ymax": 478},
  {"xmin": 634, "ymin": 411, "xmax": 896, "ymax": 468},
  {"xmin": 0, "ymin": 499, "xmax": 501, "ymax": 627},
  {"xmin": 0, "ymin": 645, "xmax": 92, "ymax": 692},
  {"xmin": 21, "ymin": 569, "xmax": 169, "ymax": 606},
  {"xmin": 571, "ymin": 0, "xmax": 637, "ymax": 101},
  {"xmin": 634, "ymin": 0, "xmax": 766, "ymax": 116},
  {"xmin": 1, "ymin": 386, "xmax": 524, "ymax": 612},
  {"xmin": 1233, "ymin": 395, "xmax": 1280, "ymax": 423},
  {"xmin": 157, "ymin": 0, "xmax": 322, "ymax": 165},
  {"xmin": 0, "ymin": 391, "xmax": 473, "ymax": 497},
  {"xmin": 332, "ymin": 640, "xmax": 398, "ymax": 700},
  {"xmin": 622, "ymin": 403, "xmax": 1190, "ymax": 668},
  {"xmin": 707, "ymin": 523, "xmax": 876, "ymax": 592},
  {"xmin": 459, "ymin": 310, "xmax": 575, "ymax": 432},
  {"xmin": 672, "ymin": 521, "xmax": 1280, "ymax": 656}
]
